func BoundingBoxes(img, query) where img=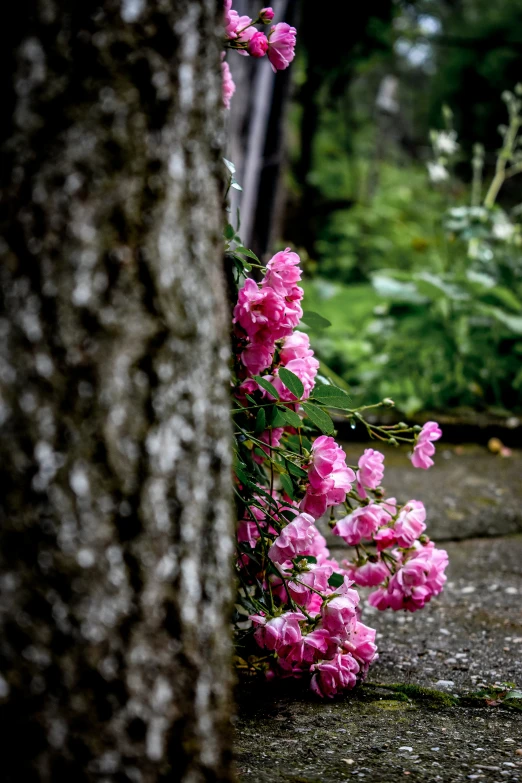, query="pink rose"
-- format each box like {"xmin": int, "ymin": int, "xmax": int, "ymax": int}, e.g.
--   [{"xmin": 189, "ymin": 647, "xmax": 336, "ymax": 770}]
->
[
  {"xmin": 224, "ymin": 0, "xmax": 233, "ymax": 29},
  {"xmin": 344, "ymin": 621, "xmax": 378, "ymax": 665},
  {"xmin": 225, "ymin": 10, "xmax": 252, "ymax": 40},
  {"xmin": 279, "ymin": 331, "xmax": 313, "ymax": 364},
  {"xmin": 302, "ymin": 628, "xmax": 339, "ymax": 662},
  {"xmin": 356, "ymin": 448, "xmax": 385, "ymax": 498},
  {"xmin": 345, "ymin": 558, "xmax": 389, "ymax": 587},
  {"xmin": 321, "ymin": 591, "xmax": 359, "ymax": 640},
  {"xmin": 248, "ymin": 30, "xmax": 269, "ymax": 57},
  {"xmin": 332, "ymin": 503, "xmax": 389, "ymax": 546},
  {"xmin": 301, "ymin": 439, "xmax": 355, "ymax": 519},
  {"xmin": 221, "ymin": 55, "xmax": 236, "ymax": 109},
  {"xmin": 302, "ymin": 437, "xmax": 355, "ymax": 519},
  {"xmin": 310, "ymin": 653, "xmax": 359, "ymax": 697},
  {"xmin": 411, "ymin": 421, "xmax": 442, "ymax": 470},
  {"xmin": 394, "ymin": 500, "xmax": 426, "ymax": 547},
  {"xmin": 369, "ymin": 542, "xmax": 448, "ymax": 612},
  {"xmin": 233, "ymin": 278, "xmax": 286, "ymax": 339},
  {"xmin": 240, "ymin": 340, "xmax": 274, "ymax": 375},
  {"xmin": 252, "ymin": 611, "xmax": 304, "ymax": 665},
  {"xmin": 374, "ymin": 526, "xmax": 397, "ymax": 551},
  {"xmin": 267, "ymin": 23, "xmax": 297, "ymax": 72},
  {"xmin": 262, "ymin": 248, "xmax": 302, "ymax": 295},
  {"xmin": 282, "ymin": 563, "xmax": 333, "ymax": 608},
  {"xmin": 237, "ymin": 520, "xmax": 260, "ymax": 549},
  {"xmin": 268, "ymin": 512, "xmax": 321, "ymax": 564}
]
